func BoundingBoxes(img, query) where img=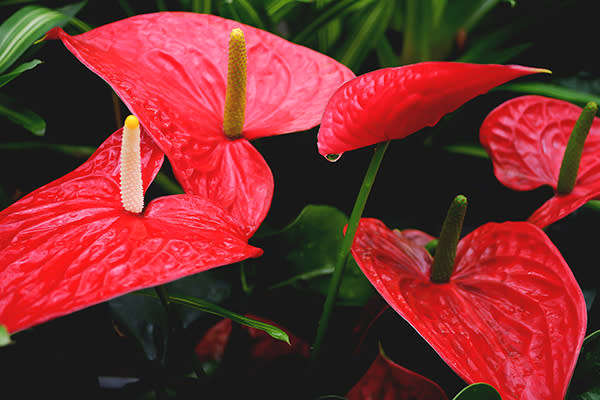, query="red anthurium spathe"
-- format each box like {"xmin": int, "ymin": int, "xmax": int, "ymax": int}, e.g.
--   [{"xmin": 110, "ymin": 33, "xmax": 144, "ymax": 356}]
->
[
  {"xmin": 346, "ymin": 349, "xmax": 447, "ymax": 400},
  {"xmin": 351, "ymin": 218, "xmax": 586, "ymax": 400},
  {"xmin": 480, "ymin": 95, "xmax": 600, "ymax": 228},
  {"xmin": 0, "ymin": 121, "xmax": 262, "ymax": 334},
  {"xmin": 47, "ymin": 13, "xmax": 355, "ymax": 236},
  {"xmin": 317, "ymin": 62, "xmax": 548, "ymax": 158}
]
